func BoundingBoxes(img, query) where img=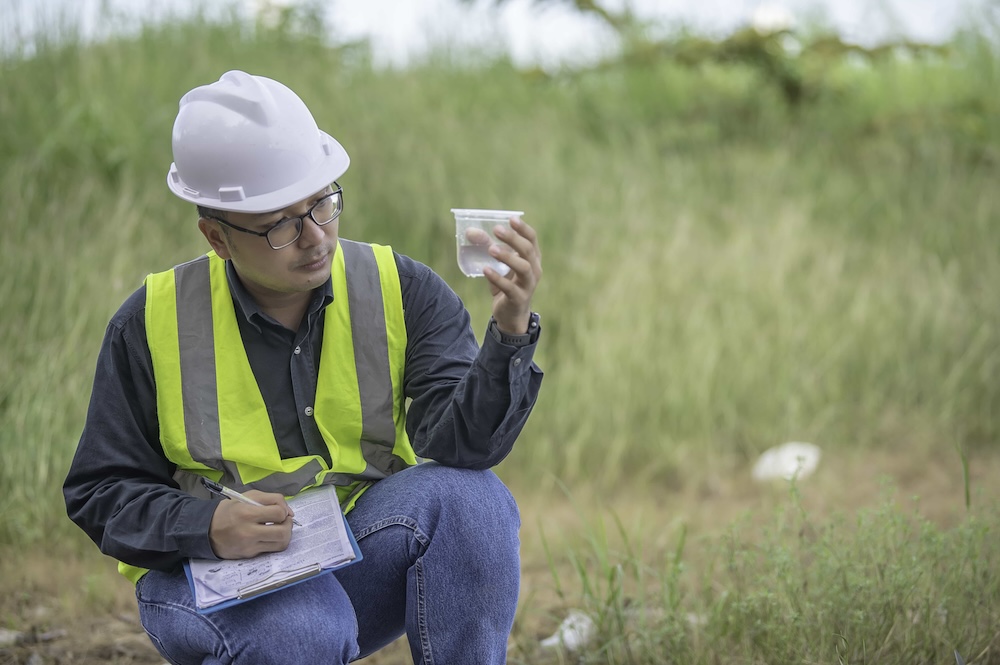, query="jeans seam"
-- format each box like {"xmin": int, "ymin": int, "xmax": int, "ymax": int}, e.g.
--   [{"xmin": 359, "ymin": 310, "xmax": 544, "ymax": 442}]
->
[
  {"xmin": 414, "ymin": 557, "xmax": 434, "ymax": 665},
  {"xmin": 353, "ymin": 515, "xmax": 434, "ymax": 663},
  {"xmin": 354, "ymin": 516, "xmax": 430, "ymax": 549}
]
